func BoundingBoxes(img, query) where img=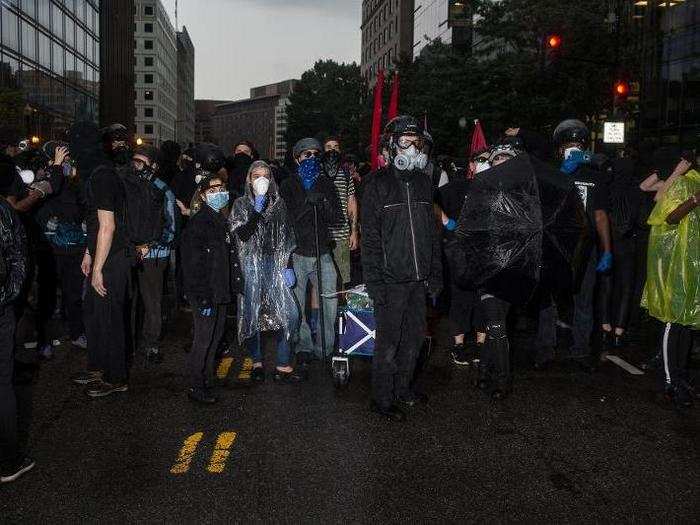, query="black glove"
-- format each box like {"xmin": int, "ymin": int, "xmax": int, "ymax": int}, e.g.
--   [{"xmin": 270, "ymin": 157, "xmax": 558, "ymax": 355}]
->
[{"xmin": 306, "ymin": 192, "xmax": 326, "ymax": 206}]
